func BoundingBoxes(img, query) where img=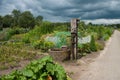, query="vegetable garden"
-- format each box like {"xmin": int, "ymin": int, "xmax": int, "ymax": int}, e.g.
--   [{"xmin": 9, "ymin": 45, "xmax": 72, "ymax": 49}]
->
[{"xmin": 0, "ymin": 20, "xmax": 114, "ymax": 80}]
